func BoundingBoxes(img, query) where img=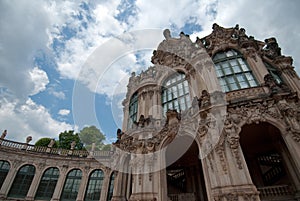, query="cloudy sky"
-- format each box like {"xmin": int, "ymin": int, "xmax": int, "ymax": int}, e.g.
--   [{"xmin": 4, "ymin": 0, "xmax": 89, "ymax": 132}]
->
[{"xmin": 0, "ymin": 0, "xmax": 299, "ymax": 144}]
